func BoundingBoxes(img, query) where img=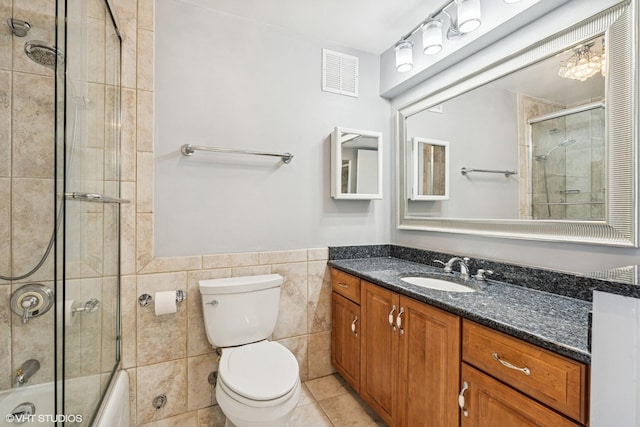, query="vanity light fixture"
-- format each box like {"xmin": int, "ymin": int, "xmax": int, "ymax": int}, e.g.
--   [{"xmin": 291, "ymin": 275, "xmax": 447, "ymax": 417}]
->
[
  {"xmin": 395, "ymin": 40, "xmax": 414, "ymax": 72},
  {"xmin": 393, "ymin": 0, "xmax": 483, "ymax": 72},
  {"xmin": 422, "ymin": 20, "xmax": 443, "ymax": 55},
  {"xmin": 456, "ymin": 0, "xmax": 482, "ymax": 33}
]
